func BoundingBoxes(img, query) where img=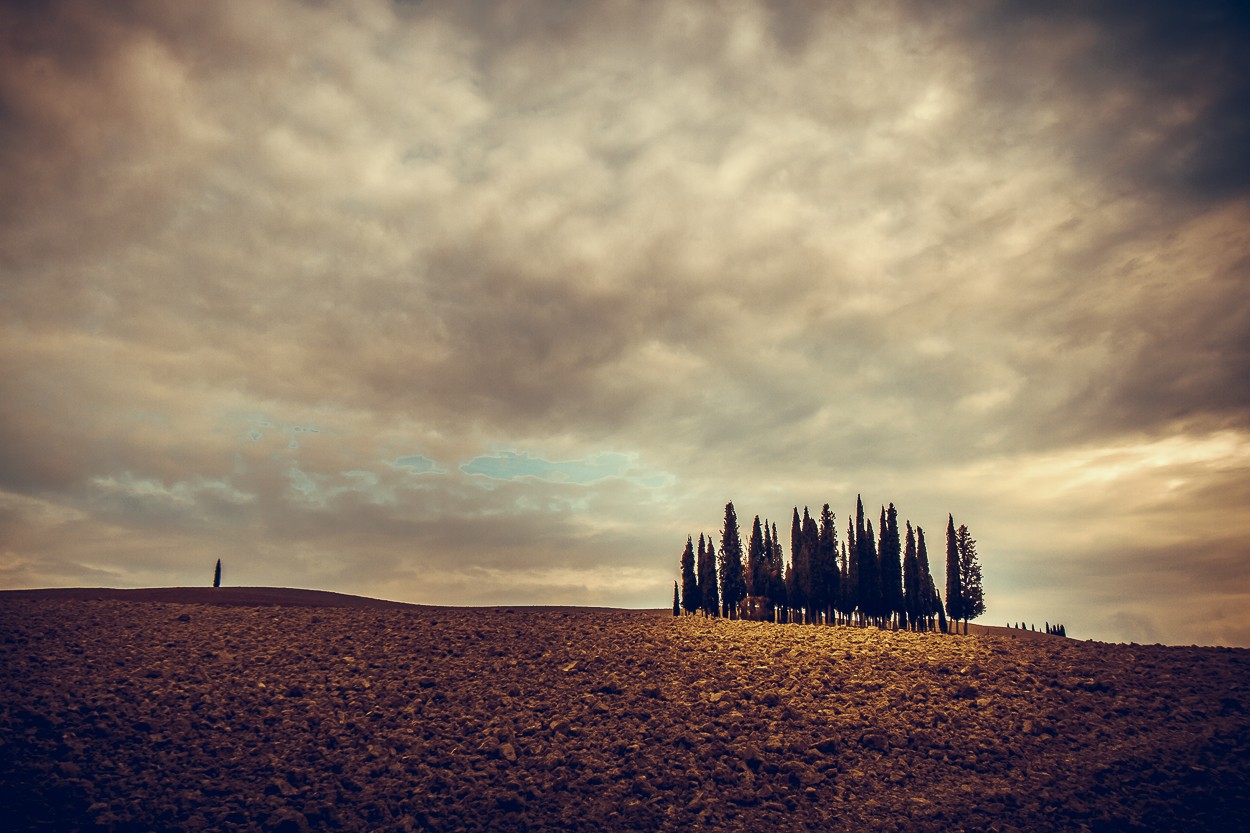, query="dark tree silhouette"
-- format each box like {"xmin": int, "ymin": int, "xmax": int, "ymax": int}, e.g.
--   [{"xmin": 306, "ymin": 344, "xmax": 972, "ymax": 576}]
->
[
  {"xmin": 673, "ymin": 582, "xmax": 680, "ymax": 617},
  {"xmin": 812, "ymin": 504, "xmax": 839, "ymax": 626},
  {"xmin": 879, "ymin": 504, "xmax": 902, "ymax": 628},
  {"xmin": 763, "ymin": 519, "xmax": 786, "ymax": 622},
  {"xmin": 680, "ymin": 536, "xmax": 699, "ymax": 615},
  {"xmin": 213, "ymin": 559, "xmax": 221, "ymax": 588},
  {"xmin": 719, "ymin": 502, "xmax": 746, "ymax": 619},
  {"xmin": 917, "ymin": 526, "xmax": 939, "ymax": 631},
  {"xmin": 855, "ymin": 496, "xmax": 880, "ymax": 624},
  {"xmin": 945, "ymin": 514, "xmax": 963, "ymax": 634},
  {"xmin": 789, "ymin": 508, "xmax": 809, "ymax": 623},
  {"xmin": 697, "ymin": 534, "xmax": 719, "ymax": 618},
  {"xmin": 746, "ymin": 516, "xmax": 765, "ymax": 597},
  {"xmin": 801, "ymin": 508, "xmax": 818, "ymax": 623},
  {"xmin": 956, "ymin": 523, "xmax": 985, "ymax": 634},
  {"xmin": 843, "ymin": 518, "xmax": 858, "ymax": 624},
  {"xmin": 902, "ymin": 521, "xmax": 920, "ymax": 631}
]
